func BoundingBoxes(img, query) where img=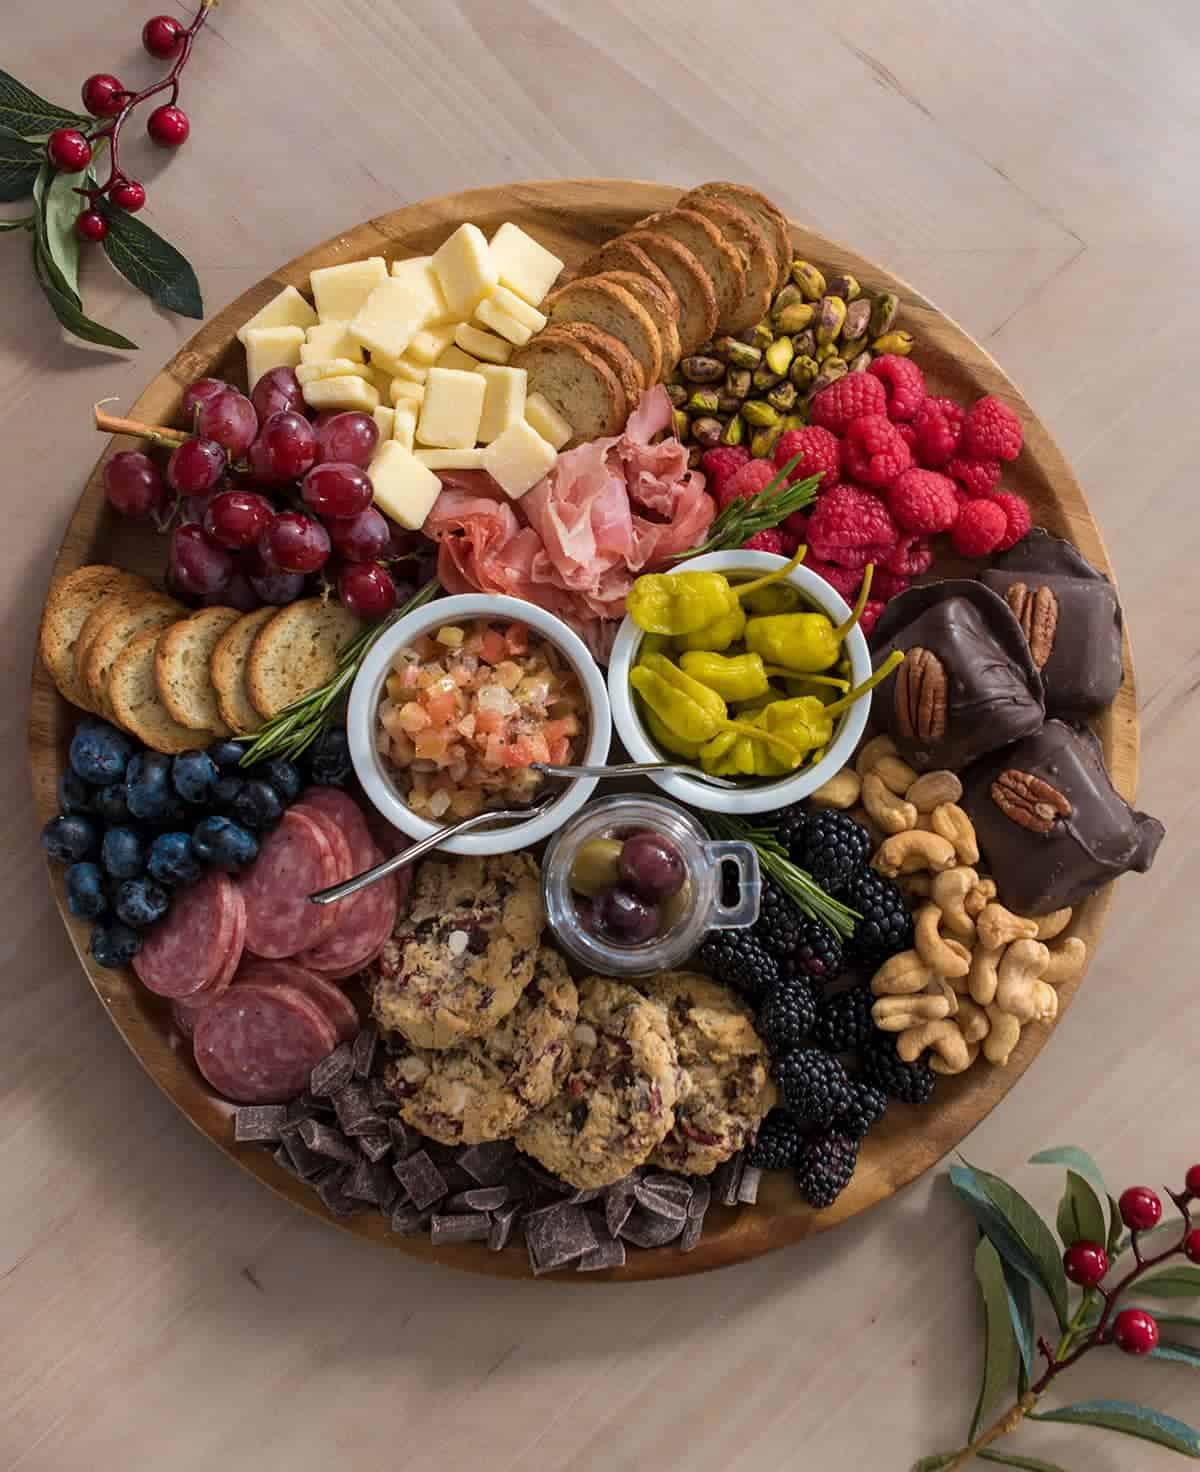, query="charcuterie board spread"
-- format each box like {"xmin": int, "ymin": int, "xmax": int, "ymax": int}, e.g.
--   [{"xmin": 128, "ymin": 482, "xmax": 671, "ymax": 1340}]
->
[{"xmin": 31, "ymin": 180, "xmax": 1163, "ymax": 1280}]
